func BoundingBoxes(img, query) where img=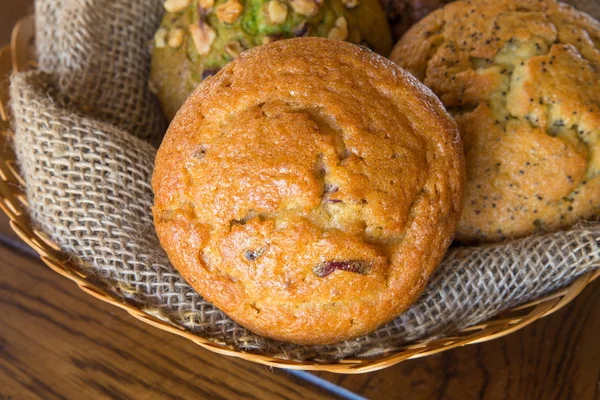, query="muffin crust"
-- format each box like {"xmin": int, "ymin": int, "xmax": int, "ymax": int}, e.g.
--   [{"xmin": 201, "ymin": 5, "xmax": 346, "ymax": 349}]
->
[{"xmin": 153, "ymin": 38, "xmax": 464, "ymax": 344}]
